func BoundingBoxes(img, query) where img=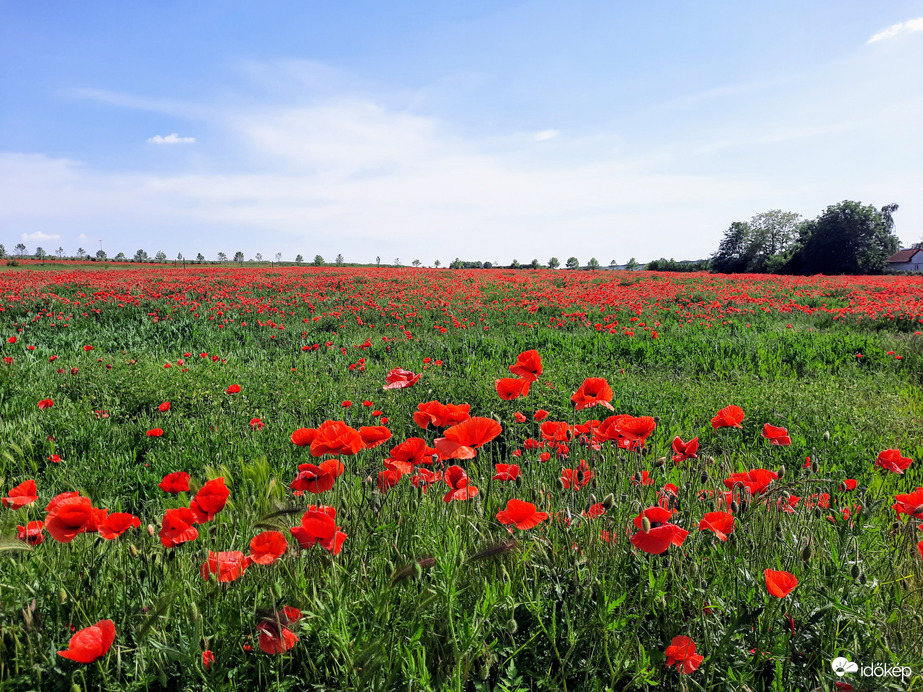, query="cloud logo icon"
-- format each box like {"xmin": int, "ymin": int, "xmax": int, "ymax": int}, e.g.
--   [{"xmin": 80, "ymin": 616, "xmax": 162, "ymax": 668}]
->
[{"xmin": 831, "ymin": 657, "xmax": 859, "ymax": 675}]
